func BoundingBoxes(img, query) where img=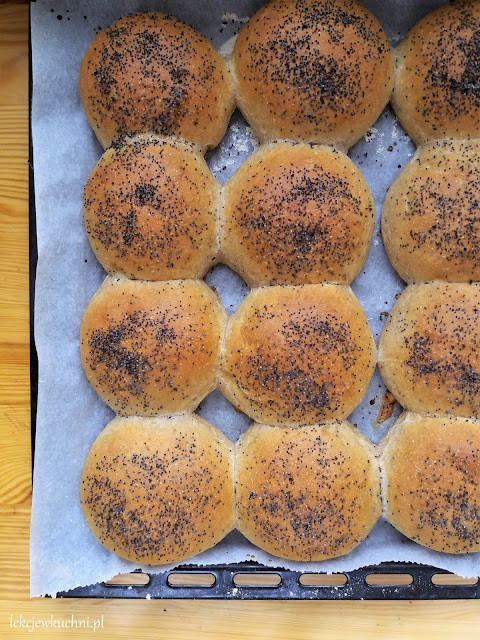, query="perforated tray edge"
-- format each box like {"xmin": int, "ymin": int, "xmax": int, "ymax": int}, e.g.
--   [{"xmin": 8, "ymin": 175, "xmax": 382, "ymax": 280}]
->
[{"xmin": 55, "ymin": 562, "xmax": 479, "ymax": 600}]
